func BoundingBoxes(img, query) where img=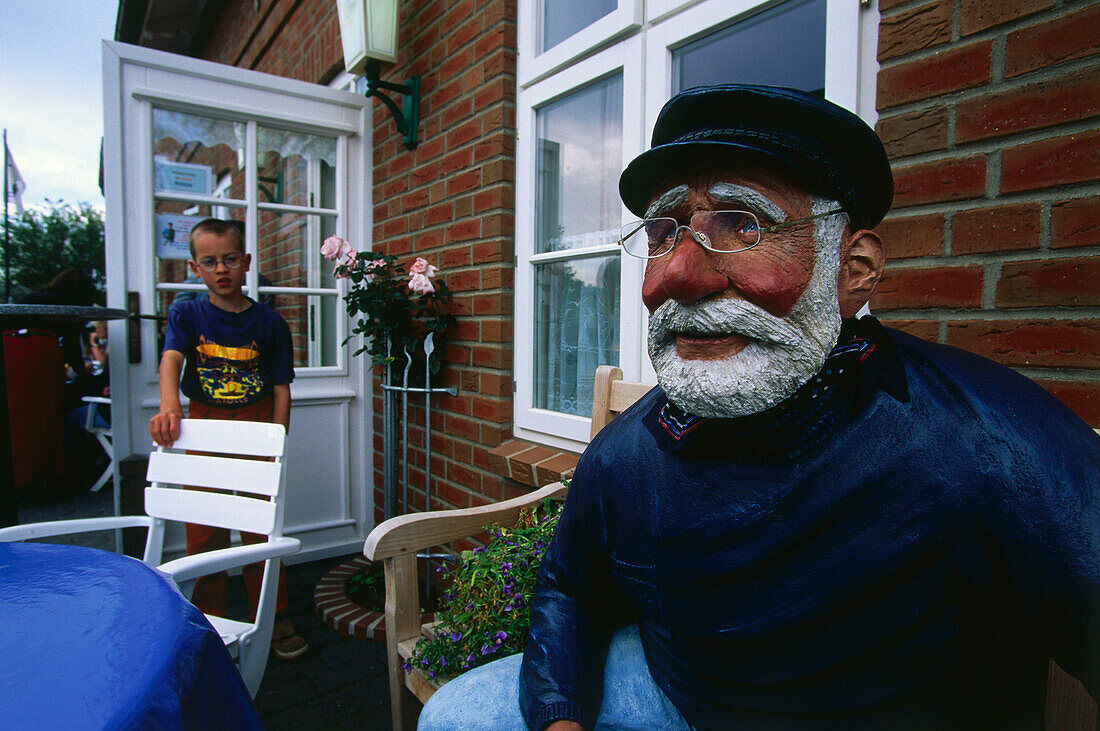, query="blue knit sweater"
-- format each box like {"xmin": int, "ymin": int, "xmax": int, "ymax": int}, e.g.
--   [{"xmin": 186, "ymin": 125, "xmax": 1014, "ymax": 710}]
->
[{"xmin": 519, "ymin": 318, "xmax": 1099, "ymax": 730}]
